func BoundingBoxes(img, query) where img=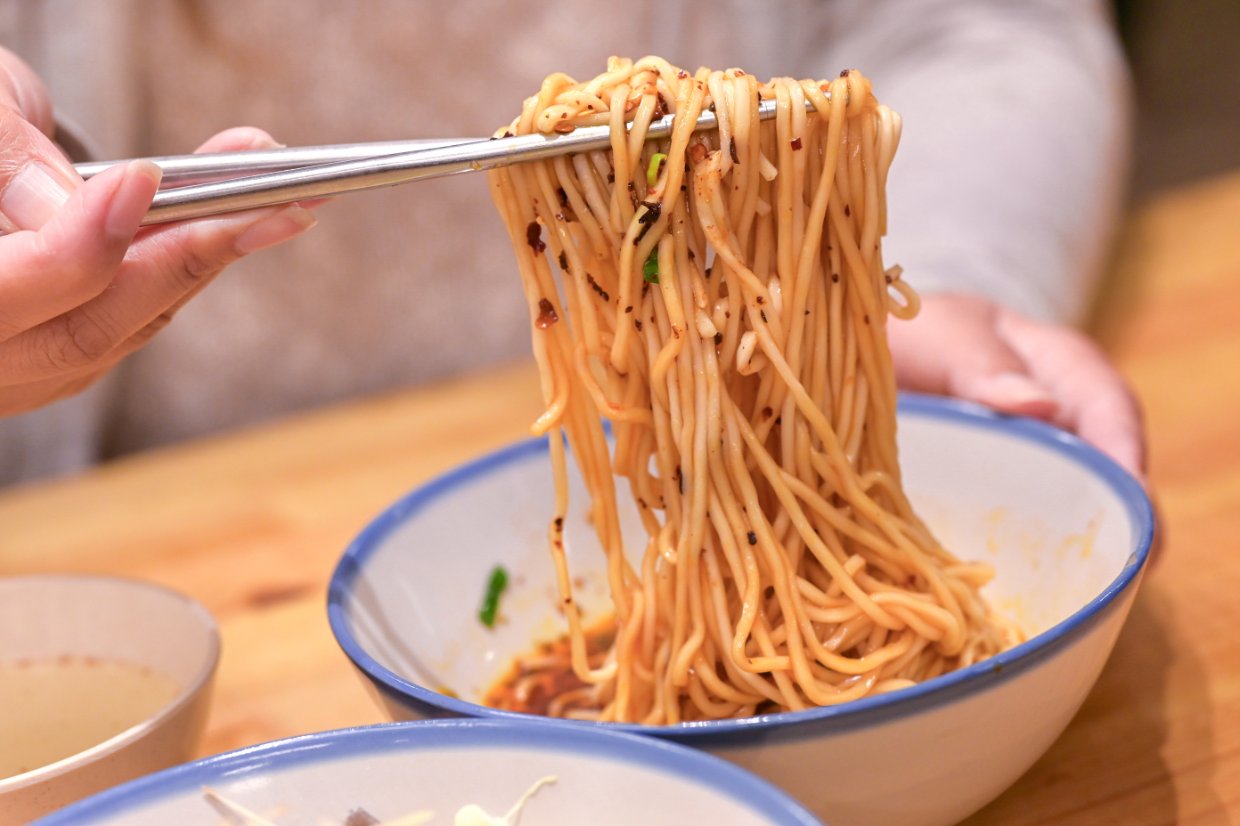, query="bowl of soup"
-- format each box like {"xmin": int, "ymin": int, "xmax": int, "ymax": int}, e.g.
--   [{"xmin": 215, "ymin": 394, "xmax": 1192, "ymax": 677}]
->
[
  {"xmin": 0, "ymin": 575, "xmax": 219, "ymax": 825},
  {"xmin": 327, "ymin": 394, "xmax": 1155, "ymax": 825}
]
